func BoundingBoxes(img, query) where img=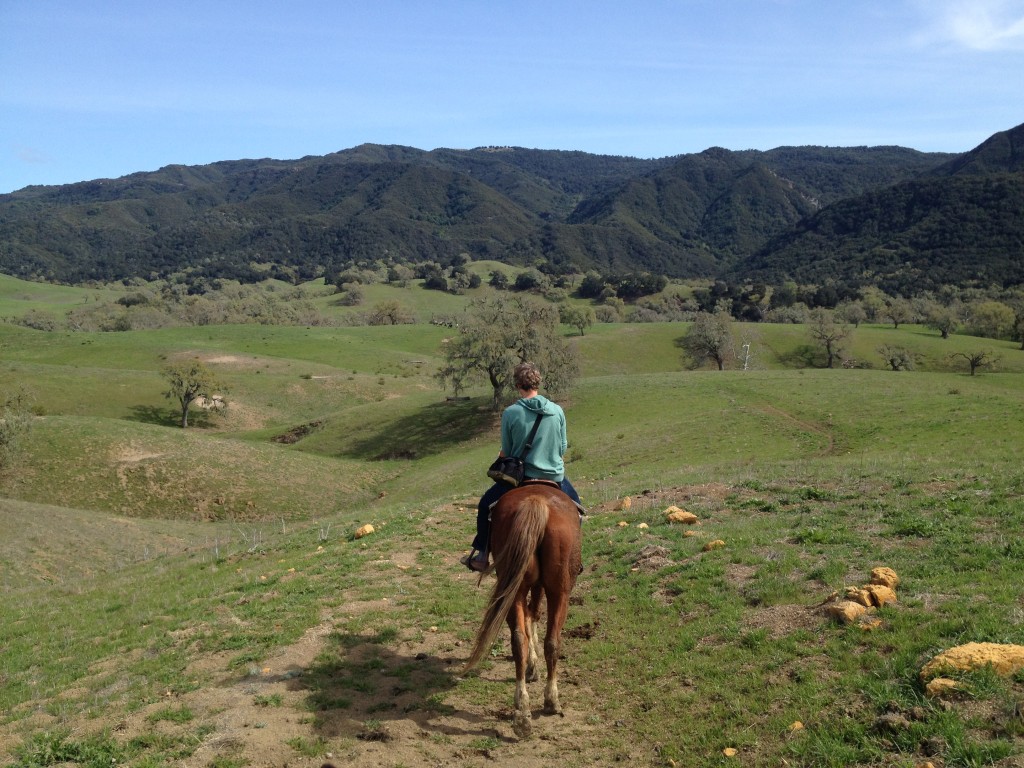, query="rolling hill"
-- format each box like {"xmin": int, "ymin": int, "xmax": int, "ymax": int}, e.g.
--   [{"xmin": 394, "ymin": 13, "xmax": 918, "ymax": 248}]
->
[
  {"xmin": 1, "ymin": 133, "xmax": 978, "ymax": 286},
  {"xmin": 730, "ymin": 122, "xmax": 1024, "ymax": 293}
]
